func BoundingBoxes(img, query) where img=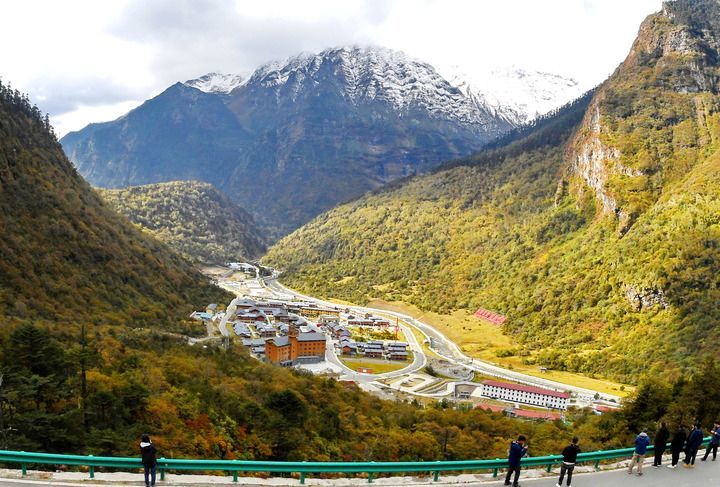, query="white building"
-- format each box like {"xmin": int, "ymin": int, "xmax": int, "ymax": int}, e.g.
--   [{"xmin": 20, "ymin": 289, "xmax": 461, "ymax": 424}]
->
[{"xmin": 481, "ymin": 380, "xmax": 569, "ymax": 410}]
